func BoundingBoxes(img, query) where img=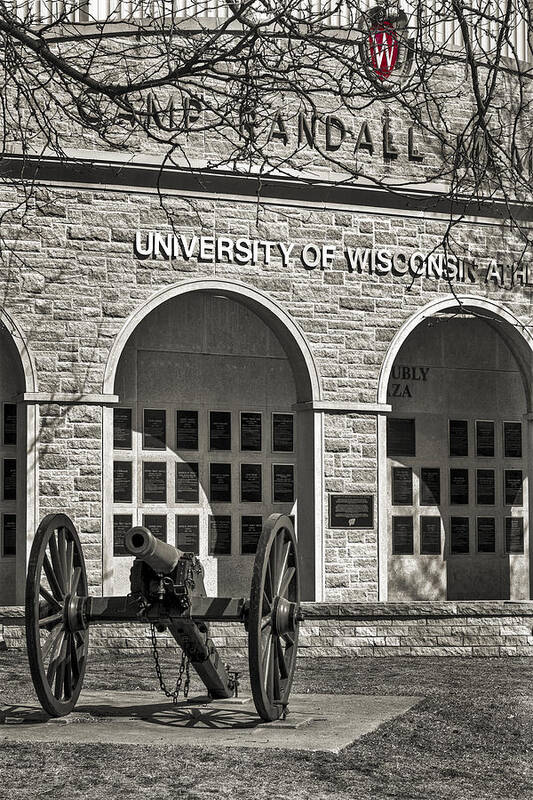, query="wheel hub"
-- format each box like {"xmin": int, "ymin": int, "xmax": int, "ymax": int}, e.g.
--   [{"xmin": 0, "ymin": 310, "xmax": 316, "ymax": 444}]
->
[
  {"xmin": 271, "ymin": 596, "xmax": 300, "ymax": 636},
  {"xmin": 64, "ymin": 594, "xmax": 89, "ymax": 632}
]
